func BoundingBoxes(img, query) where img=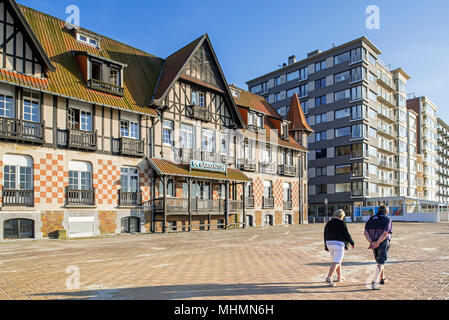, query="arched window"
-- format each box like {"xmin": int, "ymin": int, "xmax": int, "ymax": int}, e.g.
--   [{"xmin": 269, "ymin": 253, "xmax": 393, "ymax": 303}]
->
[
  {"xmin": 3, "ymin": 219, "xmax": 34, "ymax": 239},
  {"xmin": 283, "ymin": 214, "xmax": 293, "ymax": 225},
  {"xmin": 121, "ymin": 217, "xmax": 140, "ymax": 234},
  {"xmin": 3, "ymin": 155, "xmax": 34, "ymax": 206},
  {"xmin": 69, "ymin": 161, "xmax": 92, "ymax": 191}
]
